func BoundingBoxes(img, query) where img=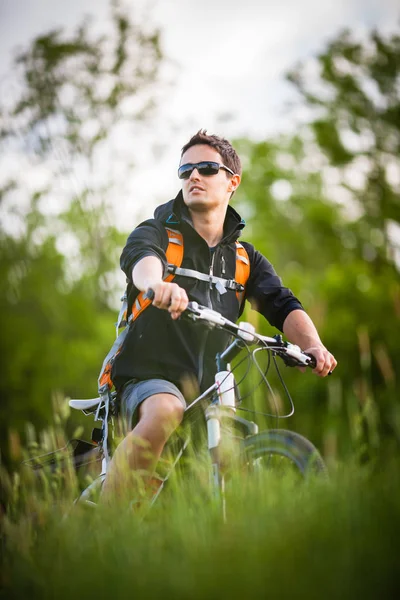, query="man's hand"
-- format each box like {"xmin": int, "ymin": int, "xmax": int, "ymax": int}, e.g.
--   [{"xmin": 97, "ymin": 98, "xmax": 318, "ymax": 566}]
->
[
  {"xmin": 149, "ymin": 282, "xmax": 189, "ymax": 320},
  {"xmin": 304, "ymin": 345, "xmax": 337, "ymax": 377}
]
